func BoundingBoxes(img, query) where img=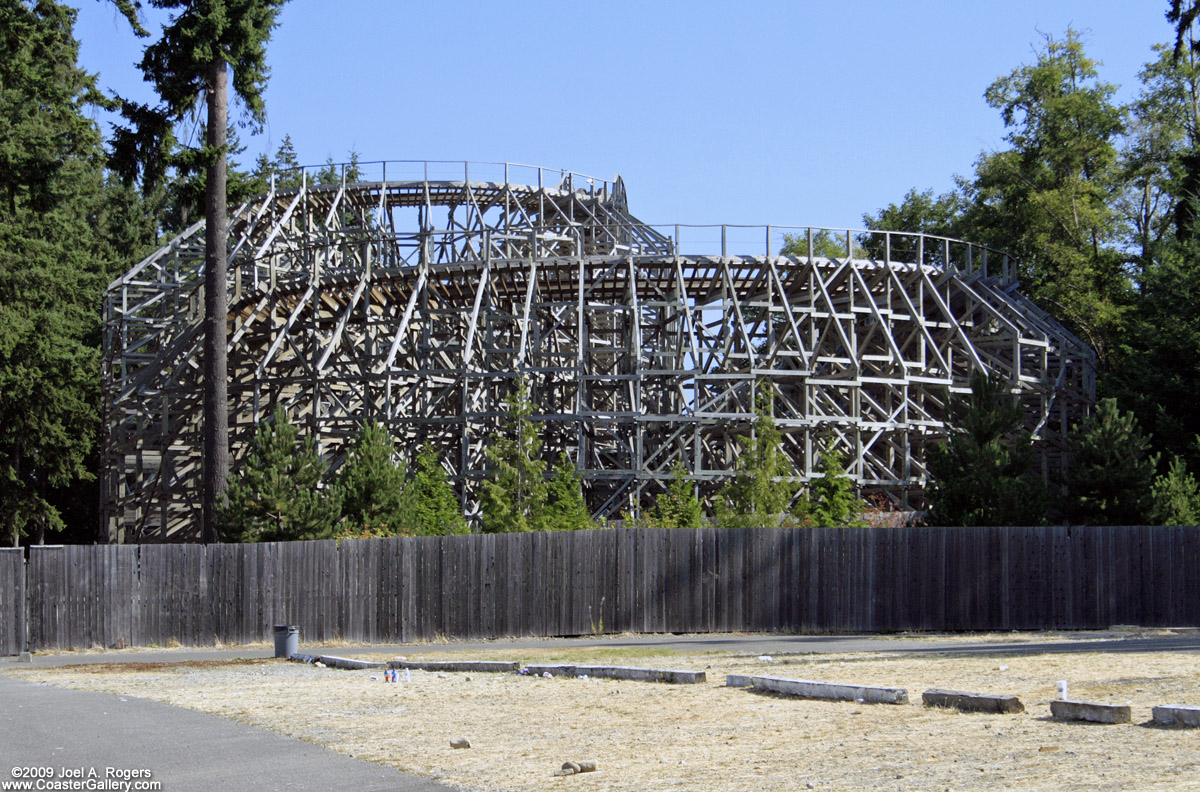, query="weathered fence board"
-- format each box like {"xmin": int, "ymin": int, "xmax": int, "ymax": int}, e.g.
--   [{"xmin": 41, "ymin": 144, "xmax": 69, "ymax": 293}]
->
[
  {"xmin": 0, "ymin": 549, "xmax": 24, "ymax": 655},
  {"xmin": 8, "ymin": 525, "xmax": 1200, "ymax": 653},
  {"xmin": 26, "ymin": 545, "xmax": 138, "ymax": 651}
]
